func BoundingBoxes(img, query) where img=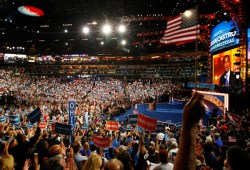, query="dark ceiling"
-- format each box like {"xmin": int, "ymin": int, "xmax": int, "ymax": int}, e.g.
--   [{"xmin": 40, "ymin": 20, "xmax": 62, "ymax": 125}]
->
[{"xmin": 0, "ymin": 0, "xmax": 238, "ymax": 55}]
